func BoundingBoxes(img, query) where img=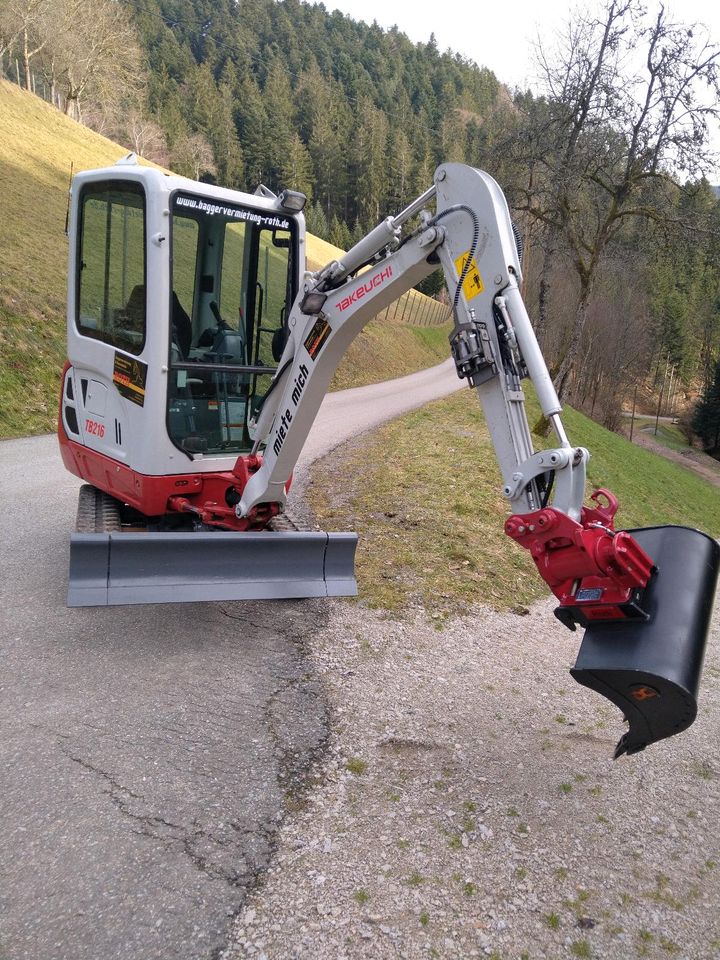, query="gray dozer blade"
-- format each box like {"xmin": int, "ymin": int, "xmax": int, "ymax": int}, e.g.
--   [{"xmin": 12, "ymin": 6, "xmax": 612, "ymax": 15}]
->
[
  {"xmin": 67, "ymin": 530, "xmax": 358, "ymax": 607},
  {"xmin": 571, "ymin": 526, "xmax": 720, "ymax": 758}
]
